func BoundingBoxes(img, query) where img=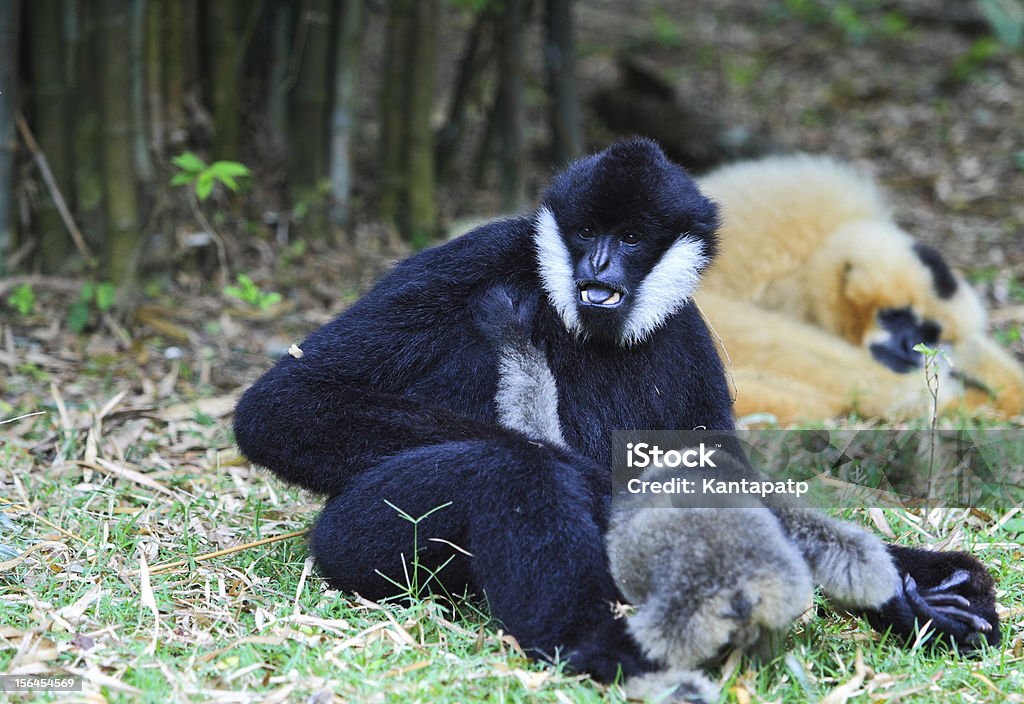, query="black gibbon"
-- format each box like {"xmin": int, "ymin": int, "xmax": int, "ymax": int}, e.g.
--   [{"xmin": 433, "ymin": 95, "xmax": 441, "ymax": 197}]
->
[
  {"xmin": 233, "ymin": 140, "xmax": 999, "ymax": 693},
  {"xmin": 694, "ymin": 154, "xmax": 1024, "ymax": 423},
  {"xmin": 487, "ymin": 285, "xmax": 994, "ymax": 704}
]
